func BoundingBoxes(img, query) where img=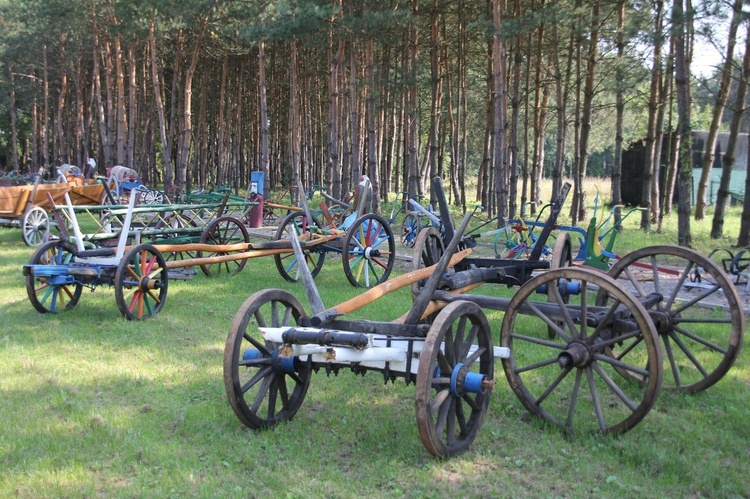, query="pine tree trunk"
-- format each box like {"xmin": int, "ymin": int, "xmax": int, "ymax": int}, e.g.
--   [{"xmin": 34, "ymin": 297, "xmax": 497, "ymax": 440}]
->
[
  {"xmin": 149, "ymin": 14, "xmax": 173, "ymax": 191},
  {"xmin": 640, "ymin": 0, "xmax": 663, "ymax": 230},
  {"xmin": 127, "ymin": 41, "xmax": 136, "ymax": 170},
  {"xmin": 176, "ymin": 13, "xmax": 210, "ymax": 190},
  {"xmin": 9, "ymin": 65, "xmax": 18, "ymax": 170},
  {"xmin": 714, "ymin": 23, "xmax": 750, "ymax": 239},
  {"xmin": 695, "ymin": 0, "xmax": 744, "ymax": 220},
  {"xmin": 576, "ymin": 1, "xmax": 600, "ymax": 223},
  {"xmin": 492, "ymin": 0, "xmax": 508, "ymax": 222},
  {"xmin": 290, "ymin": 38, "xmax": 301, "ymax": 200},
  {"xmin": 612, "ymin": 0, "xmax": 625, "ymax": 225},
  {"xmin": 673, "ymin": 0, "xmax": 692, "ymax": 247},
  {"xmin": 55, "ymin": 41, "xmax": 68, "ymax": 164},
  {"xmin": 530, "ymin": 10, "xmax": 545, "ymax": 213}
]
